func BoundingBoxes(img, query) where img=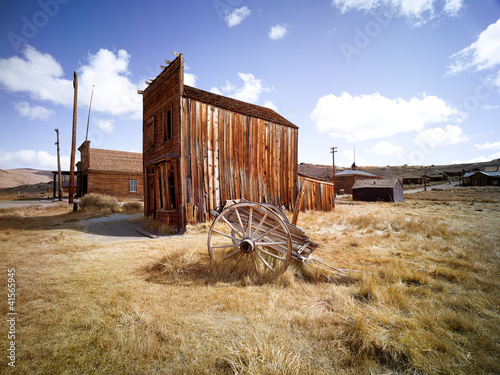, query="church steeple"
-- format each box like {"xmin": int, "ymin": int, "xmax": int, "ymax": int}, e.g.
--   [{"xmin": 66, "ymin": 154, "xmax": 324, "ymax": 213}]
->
[{"xmin": 351, "ymin": 146, "xmax": 357, "ymax": 170}]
